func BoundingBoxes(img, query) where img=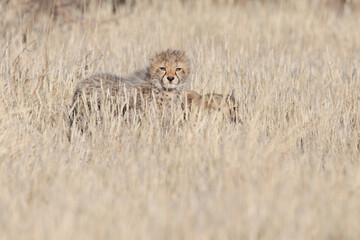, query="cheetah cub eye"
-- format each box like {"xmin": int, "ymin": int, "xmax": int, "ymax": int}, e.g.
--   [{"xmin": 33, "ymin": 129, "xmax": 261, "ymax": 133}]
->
[
  {"xmin": 160, "ymin": 67, "xmax": 166, "ymax": 71},
  {"xmin": 176, "ymin": 68, "xmax": 182, "ymax": 72}
]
